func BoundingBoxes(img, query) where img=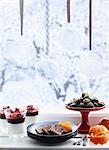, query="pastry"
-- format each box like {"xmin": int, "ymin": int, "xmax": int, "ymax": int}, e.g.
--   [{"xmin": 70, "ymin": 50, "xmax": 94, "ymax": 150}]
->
[
  {"xmin": 99, "ymin": 118, "xmax": 109, "ymax": 130},
  {"xmin": 89, "ymin": 125, "xmax": 109, "ymax": 144}
]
